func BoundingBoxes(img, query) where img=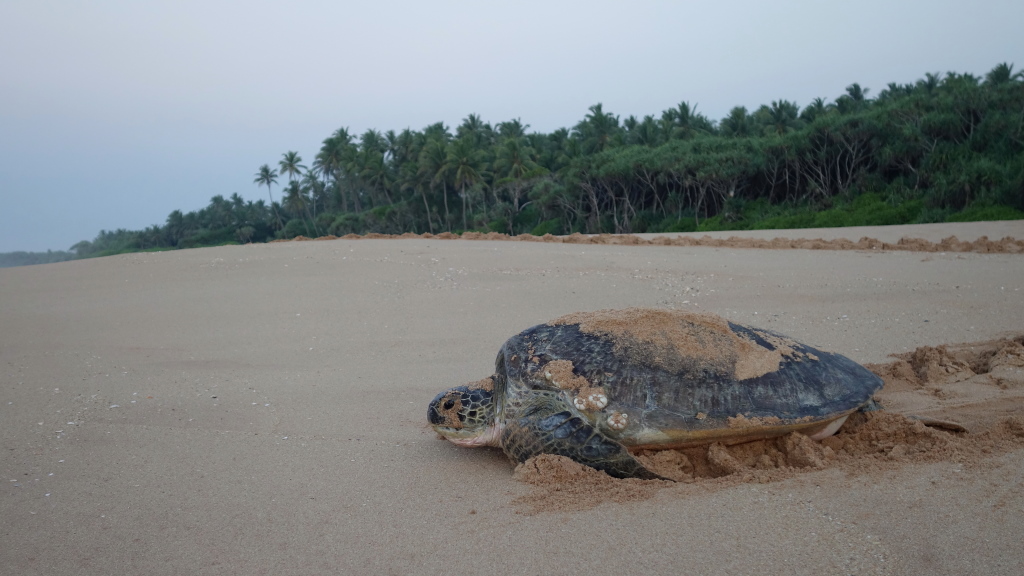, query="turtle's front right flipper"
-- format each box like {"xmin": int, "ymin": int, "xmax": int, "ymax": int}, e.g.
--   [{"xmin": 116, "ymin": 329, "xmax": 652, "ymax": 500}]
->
[{"xmin": 501, "ymin": 394, "xmax": 667, "ymax": 480}]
